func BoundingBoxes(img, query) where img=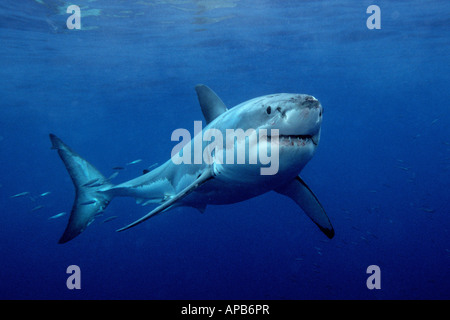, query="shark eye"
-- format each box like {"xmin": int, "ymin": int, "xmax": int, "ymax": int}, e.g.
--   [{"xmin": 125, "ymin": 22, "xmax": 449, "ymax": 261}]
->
[{"xmin": 266, "ymin": 106, "xmax": 271, "ymax": 115}]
